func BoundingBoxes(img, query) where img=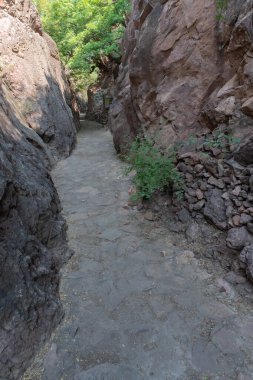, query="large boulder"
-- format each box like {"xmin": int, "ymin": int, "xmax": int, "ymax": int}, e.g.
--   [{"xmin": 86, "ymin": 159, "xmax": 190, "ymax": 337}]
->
[
  {"xmin": 204, "ymin": 189, "xmax": 227, "ymax": 230},
  {"xmin": 227, "ymin": 227, "xmax": 253, "ymax": 250}
]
